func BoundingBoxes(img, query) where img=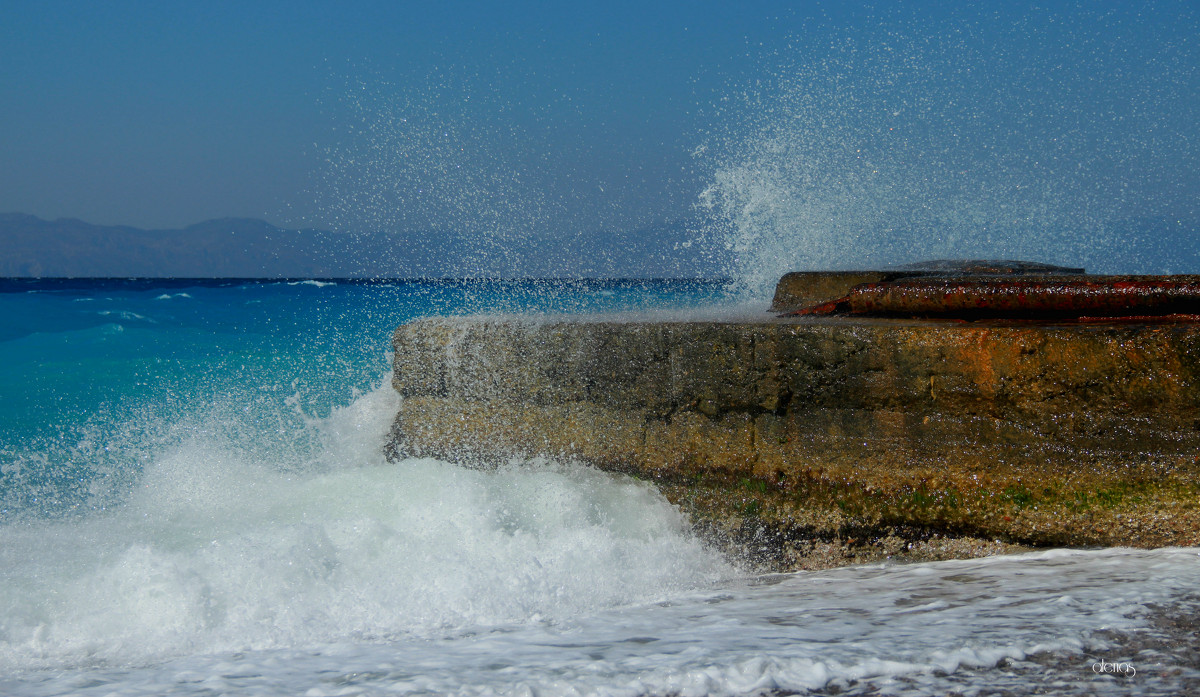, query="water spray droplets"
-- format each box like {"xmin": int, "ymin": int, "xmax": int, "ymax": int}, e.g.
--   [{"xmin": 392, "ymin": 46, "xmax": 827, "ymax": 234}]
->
[
  {"xmin": 316, "ymin": 73, "xmax": 560, "ymax": 278},
  {"xmin": 690, "ymin": 15, "xmax": 1175, "ymax": 299}
]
